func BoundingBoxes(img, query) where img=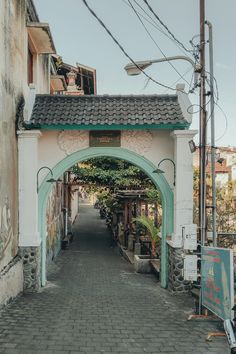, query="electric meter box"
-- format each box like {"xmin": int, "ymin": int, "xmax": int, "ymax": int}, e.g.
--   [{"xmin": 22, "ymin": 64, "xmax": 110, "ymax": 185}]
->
[{"xmin": 182, "ymin": 224, "xmax": 197, "ymax": 250}]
